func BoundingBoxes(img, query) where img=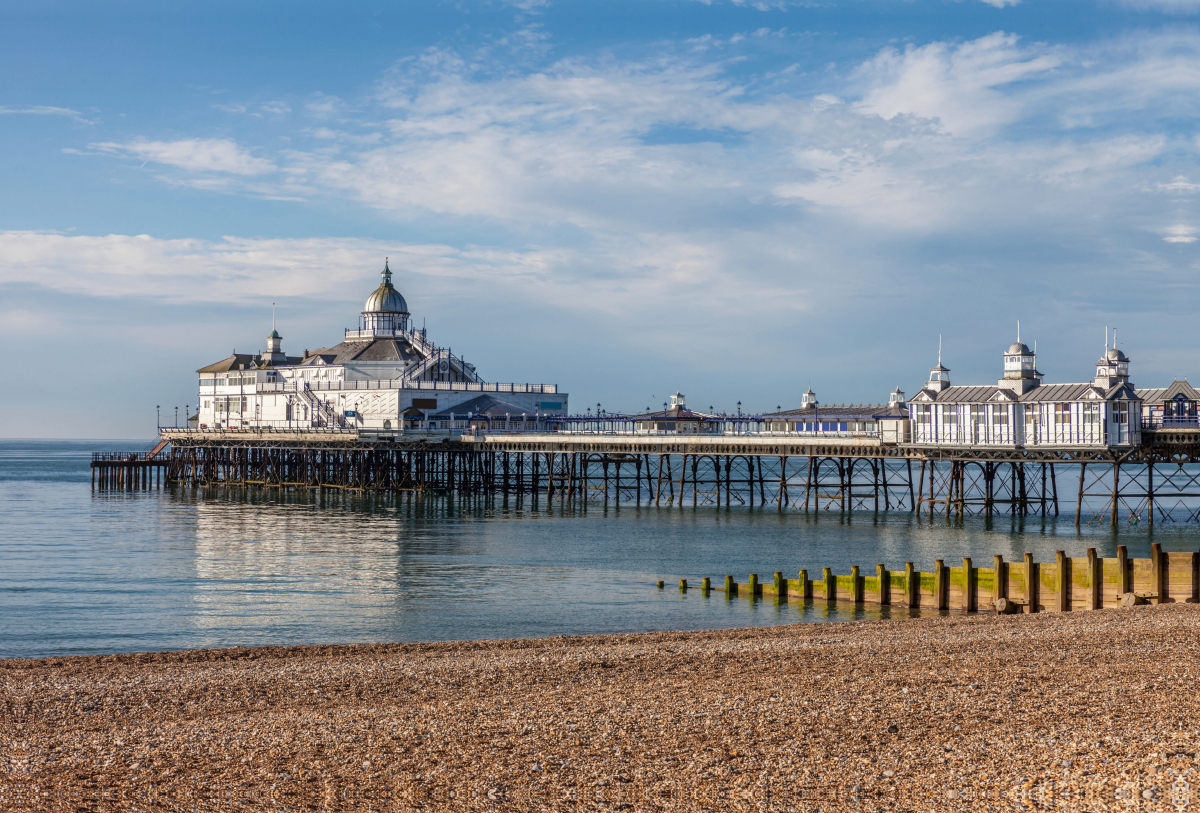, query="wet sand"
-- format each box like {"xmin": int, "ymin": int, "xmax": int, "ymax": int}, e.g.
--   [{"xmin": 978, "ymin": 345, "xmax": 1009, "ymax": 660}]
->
[{"xmin": 3, "ymin": 604, "xmax": 1199, "ymax": 811}]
